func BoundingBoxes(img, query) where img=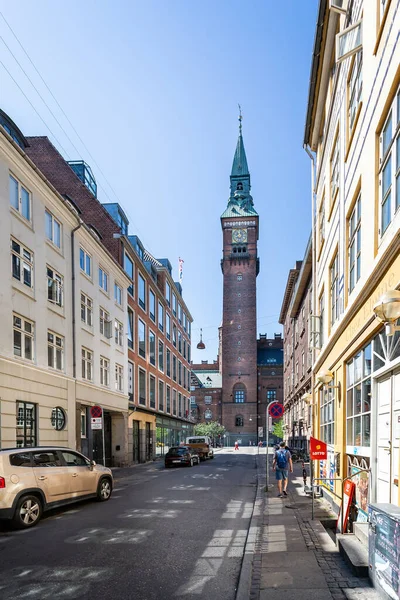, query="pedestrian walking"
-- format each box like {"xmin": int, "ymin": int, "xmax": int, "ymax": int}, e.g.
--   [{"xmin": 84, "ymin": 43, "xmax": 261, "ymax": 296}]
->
[
  {"xmin": 234, "ymin": 440, "xmax": 239, "ymax": 451},
  {"xmin": 272, "ymin": 441, "xmax": 293, "ymax": 497}
]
